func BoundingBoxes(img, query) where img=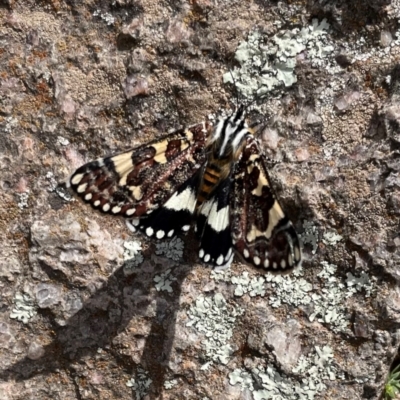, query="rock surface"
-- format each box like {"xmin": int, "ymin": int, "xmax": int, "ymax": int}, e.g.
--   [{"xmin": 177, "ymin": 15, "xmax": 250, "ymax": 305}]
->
[{"xmin": 1, "ymin": 0, "xmax": 400, "ymax": 399}]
